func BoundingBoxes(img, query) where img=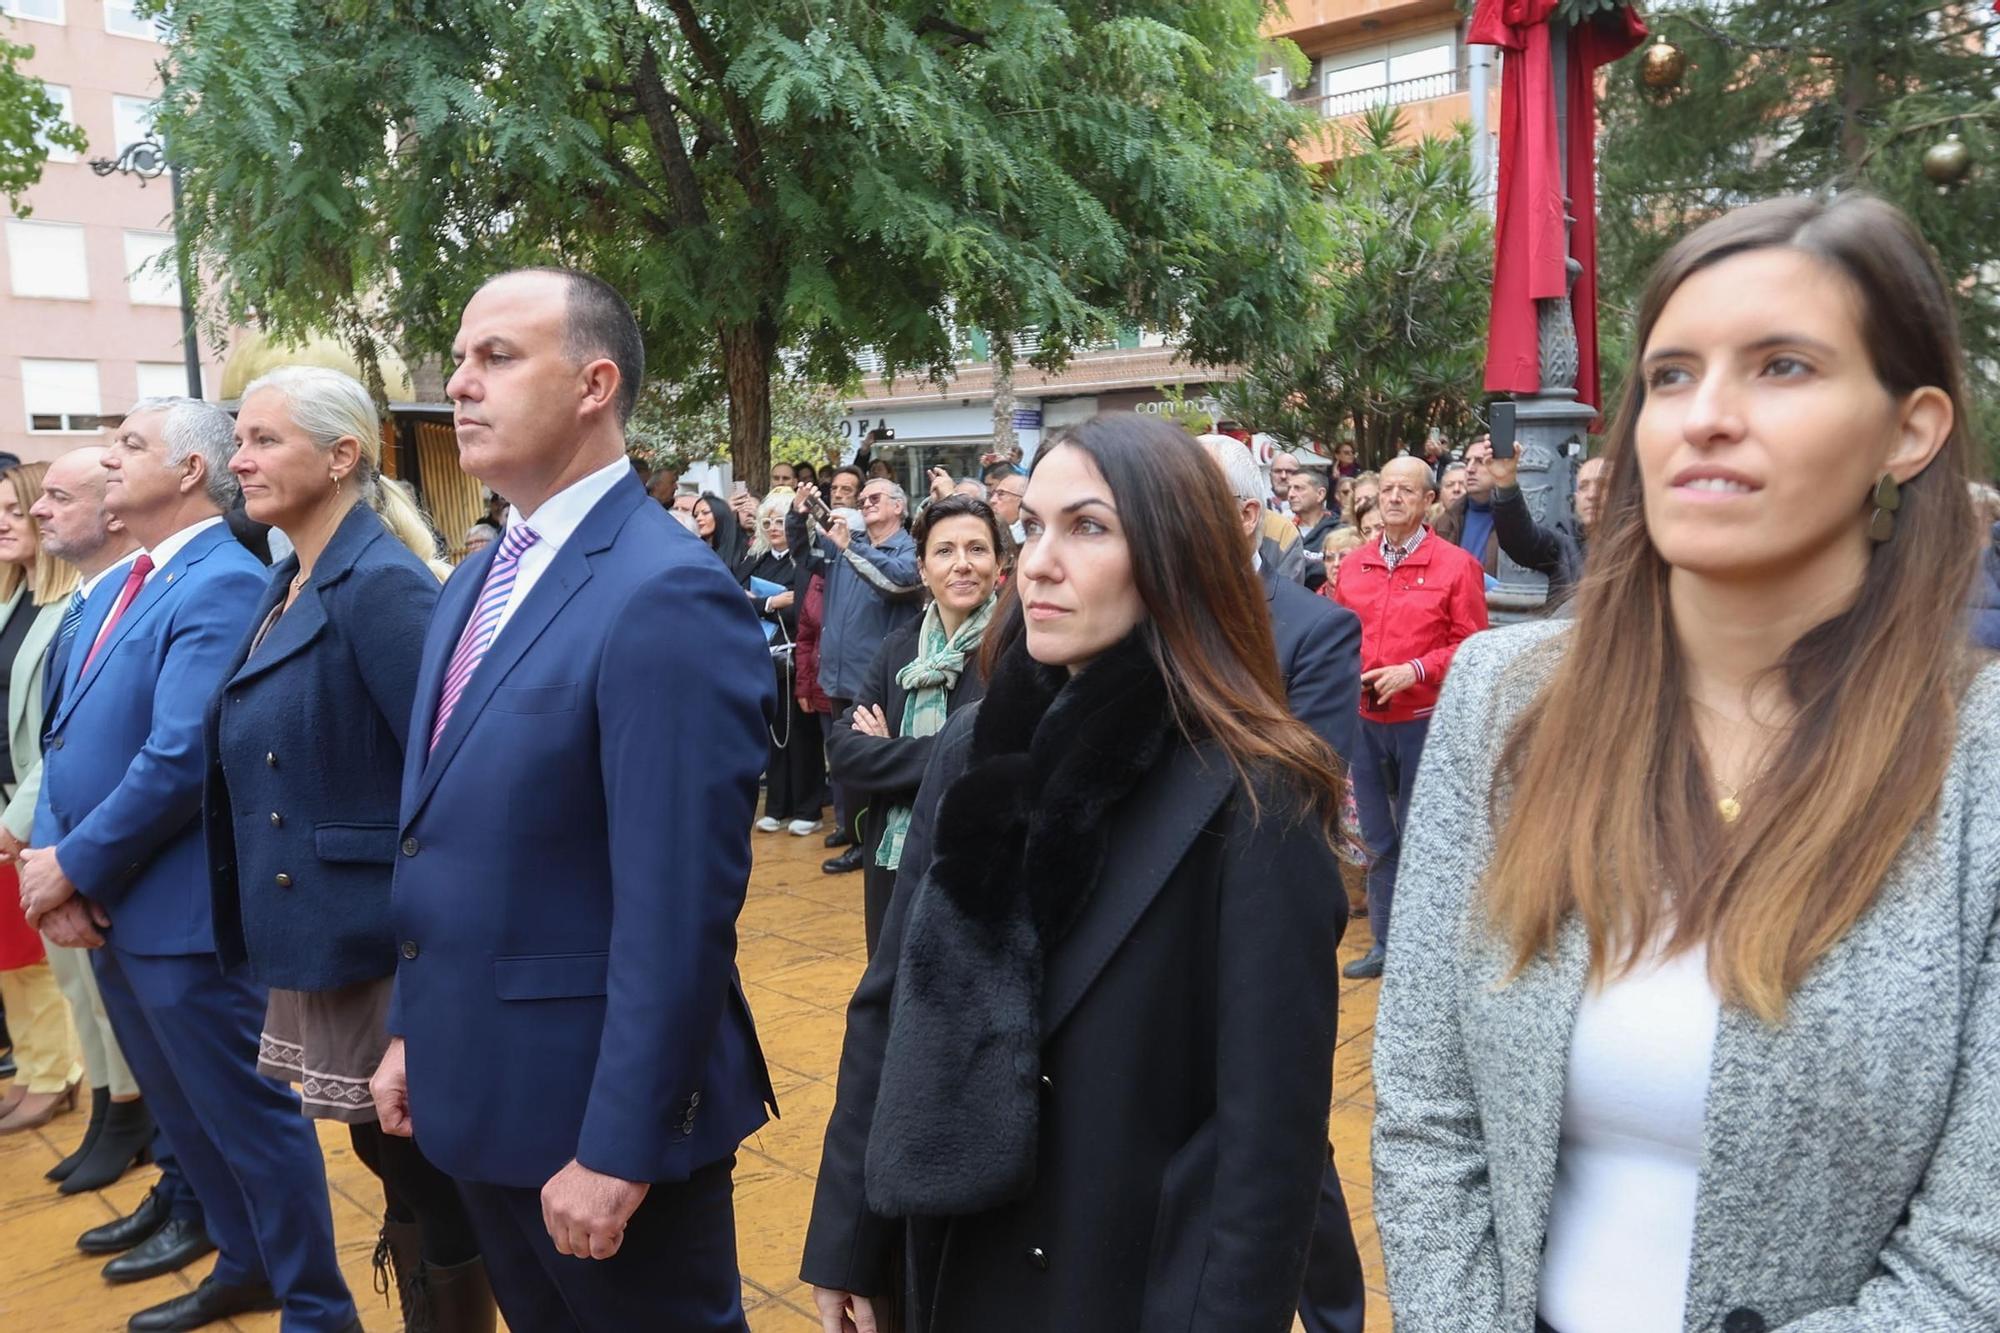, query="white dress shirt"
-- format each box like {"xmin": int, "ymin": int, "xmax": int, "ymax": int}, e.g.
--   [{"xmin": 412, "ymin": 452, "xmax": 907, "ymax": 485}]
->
[
  {"xmin": 492, "ymin": 457, "xmax": 631, "ymax": 638},
  {"xmin": 77, "ymin": 549, "xmax": 142, "ymax": 601},
  {"xmin": 142, "ymin": 515, "xmax": 227, "ymax": 577}
]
